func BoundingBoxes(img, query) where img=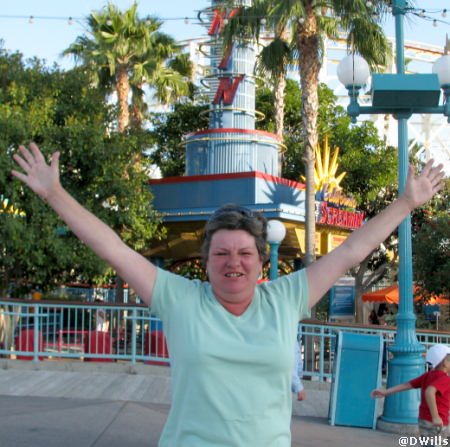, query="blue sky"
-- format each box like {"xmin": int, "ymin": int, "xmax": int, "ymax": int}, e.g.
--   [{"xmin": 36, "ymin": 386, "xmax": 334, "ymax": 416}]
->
[
  {"xmin": 0, "ymin": 0, "xmax": 449, "ymax": 68},
  {"xmin": 0, "ymin": 0, "xmax": 207, "ymax": 67},
  {"xmin": 1, "ymin": 1, "xmax": 448, "ymax": 171}
]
